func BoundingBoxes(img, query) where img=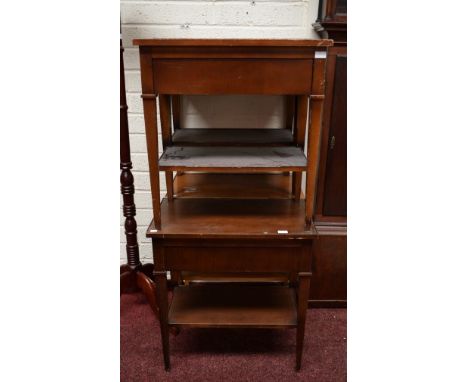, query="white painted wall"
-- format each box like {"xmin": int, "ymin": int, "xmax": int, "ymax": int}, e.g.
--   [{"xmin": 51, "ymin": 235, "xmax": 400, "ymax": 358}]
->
[{"xmin": 120, "ymin": 0, "xmax": 320, "ymax": 263}]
